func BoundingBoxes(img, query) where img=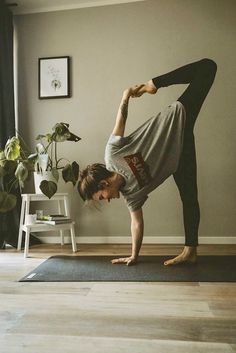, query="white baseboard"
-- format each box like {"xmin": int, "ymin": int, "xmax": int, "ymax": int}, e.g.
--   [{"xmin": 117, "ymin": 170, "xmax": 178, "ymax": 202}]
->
[{"xmin": 37, "ymin": 235, "xmax": 236, "ymax": 245}]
